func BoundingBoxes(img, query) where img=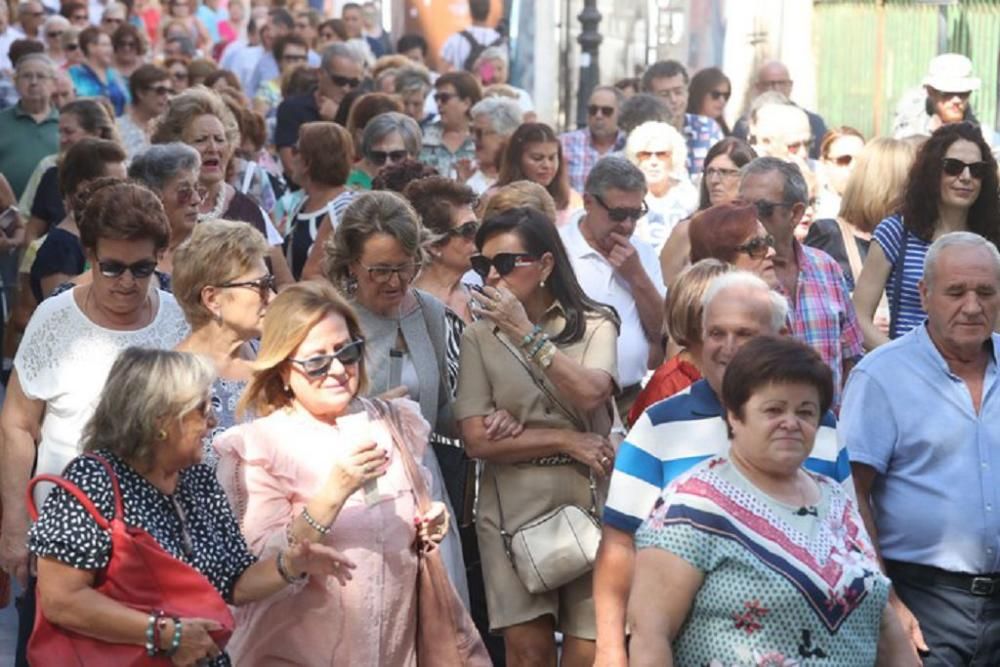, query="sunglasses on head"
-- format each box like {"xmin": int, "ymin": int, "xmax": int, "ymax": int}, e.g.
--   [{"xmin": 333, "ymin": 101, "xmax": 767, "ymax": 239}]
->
[
  {"xmin": 290, "ymin": 339, "xmax": 365, "ymax": 378},
  {"xmin": 97, "ymin": 258, "xmax": 158, "ymax": 279},
  {"xmin": 709, "ymin": 89, "xmax": 731, "ymax": 101},
  {"xmin": 469, "ymin": 252, "xmax": 537, "ymax": 279},
  {"xmin": 217, "ymin": 274, "xmax": 277, "ymax": 299},
  {"xmin": 328, "ymin": 72, "xmax": 360, "ymax": 88},
  {"xmin": 593, "ymin": 193, "xmax": 648, "ymax": 222},
  {"xmin": 942, "ymin": 157, "xmax": 988, "ymax": 180},
  {"xmin": 588, "ymin": 104, "xmax": 614, "ymax": 117},
  {"xmin": 369, "ymin": 149, "xmax": 408, "ymax": 166},
  {"xmin": 754, "ymin": 199, "xmax": 794, "ymax": 219},
  {"xmin": 447, "ymin": 220, "xmax": 479, "ymax": 240},
  {"xmin": 735, "ymin": 234, "xmax": 775, "ymax": 260}
]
